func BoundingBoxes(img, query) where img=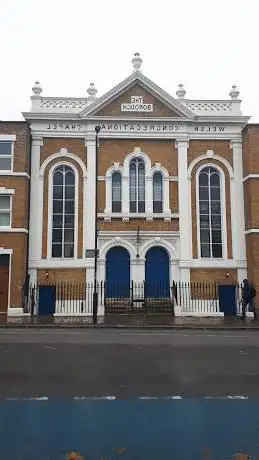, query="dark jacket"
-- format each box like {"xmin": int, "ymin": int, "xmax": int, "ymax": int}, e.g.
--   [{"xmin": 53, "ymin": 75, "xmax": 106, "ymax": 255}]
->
[{"xmin": 242, "ymin": 279, "xmax": 251, "ymax": 302}]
